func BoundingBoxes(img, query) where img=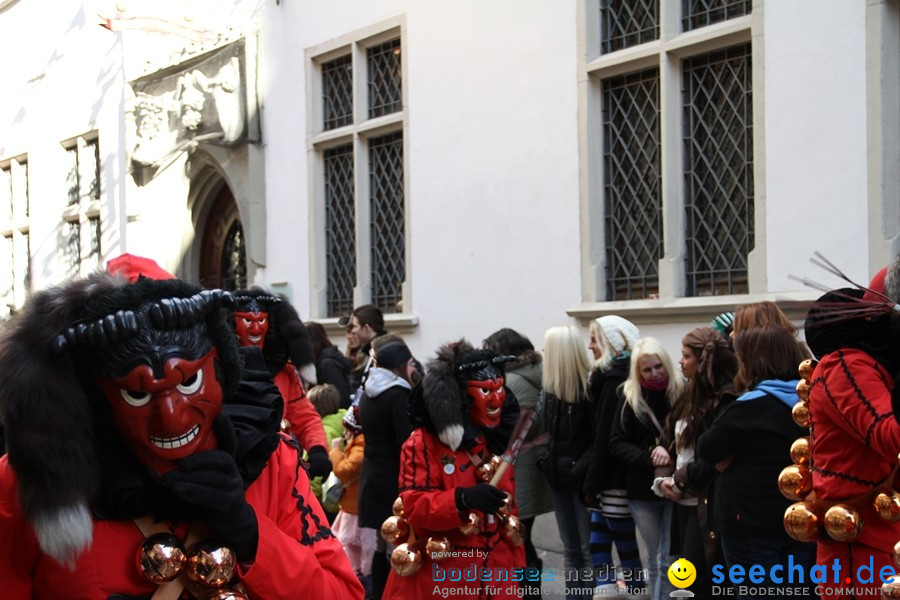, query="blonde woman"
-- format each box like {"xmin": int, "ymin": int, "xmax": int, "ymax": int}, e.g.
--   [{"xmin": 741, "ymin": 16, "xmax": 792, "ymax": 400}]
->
[
  {"xmin": 541, "ymin": 325, "xmax": 595, "ymax": 600},
  {"xmin": 609, "ymin": 337, "xmax": 684, "ymax": 600},
  {"xmin": 583, "ymin": 316, "xmax": 643, "ymax": 595}
]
